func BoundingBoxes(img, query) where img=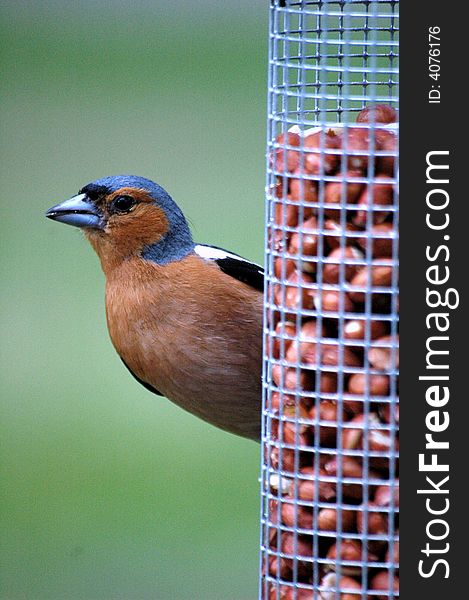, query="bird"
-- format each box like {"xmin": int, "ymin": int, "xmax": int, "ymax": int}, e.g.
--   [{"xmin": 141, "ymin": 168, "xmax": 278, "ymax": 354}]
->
[{"xmin": 46, "ymin": 175, "xmax": 264, "ymax": 441}]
